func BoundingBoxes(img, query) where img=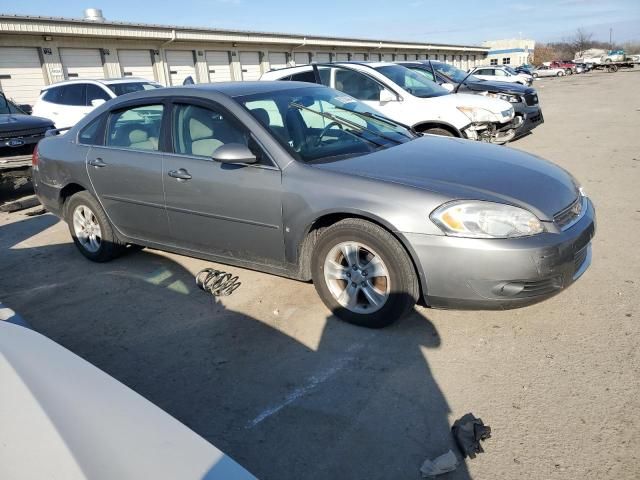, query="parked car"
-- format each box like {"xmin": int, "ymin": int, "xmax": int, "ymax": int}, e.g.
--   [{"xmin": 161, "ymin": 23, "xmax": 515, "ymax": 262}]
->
[
  {"xmin": 549, "ymin": 61, "xmax": 576, "ymax": 75},
  {"xmin": 602, "ymin": 50, "xmax": 625, "ymax": 63},
  {"xmin": 1, "ymin": 92, "xmax": 54, "ymax": 194},
  {"xmin": 467, "ymin": 66, "xmax": 533, "ymax": 86},
  {"xmin": 397, "ymin": 61, "xmax": 543, "ymax": 139},
  {"xmin": 573, "ymin": 63, "xmax": 591, "ymax": 74},
  {"xmin": 0, "ymin": 321, "xmax": 257, "ymax": 479},
  {"xmin": 515, "ymin": 64, "xmax": 535, "ymax": 75},
  {"xmin": 34, "ymin": 82, "xmax": 595, "ymax": 328},
  {"xmin": 262, "ymin": 62, "xmax": 519, "ymax": 144},
  {"xmin": 32, "ymin": 78, "xmax": 162, "ymax": 128},
  {"xmin": 531, "ymin": 65, "xmax": 566, "ymax": 78}
]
